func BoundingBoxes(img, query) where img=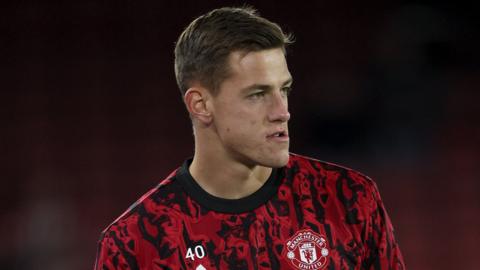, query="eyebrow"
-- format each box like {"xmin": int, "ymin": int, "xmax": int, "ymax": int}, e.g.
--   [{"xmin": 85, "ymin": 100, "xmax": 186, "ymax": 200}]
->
[{"xmin": 241, "ymin": 77, "xmax": 293, "ymax": 93}]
